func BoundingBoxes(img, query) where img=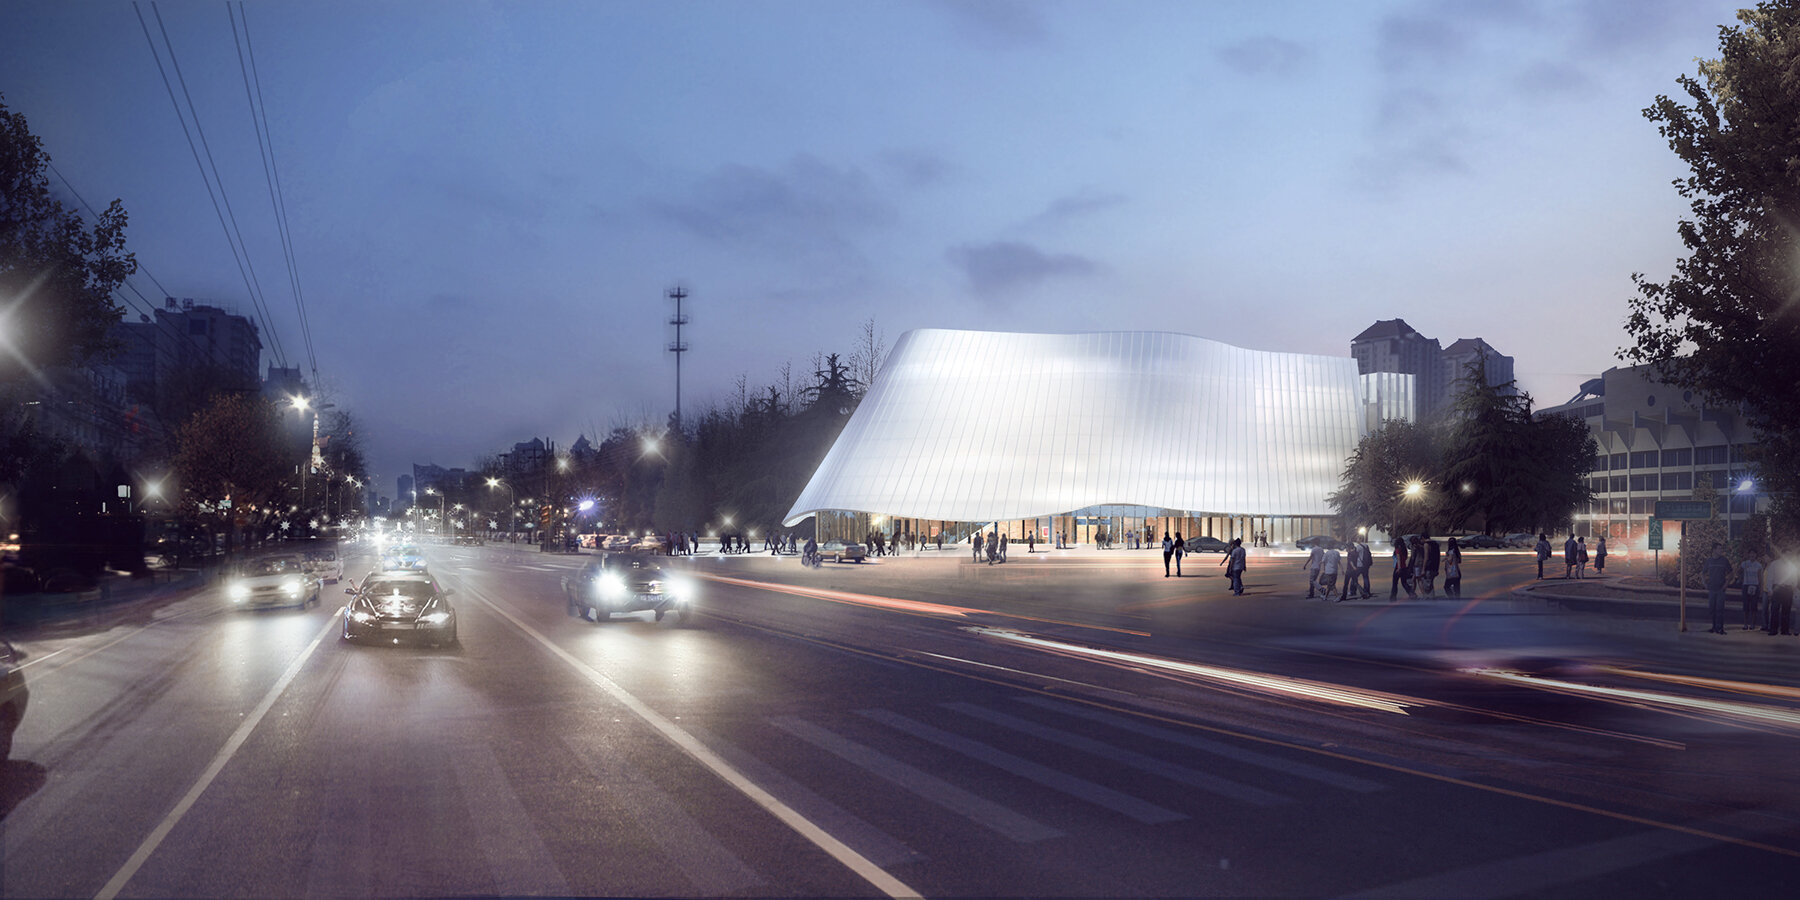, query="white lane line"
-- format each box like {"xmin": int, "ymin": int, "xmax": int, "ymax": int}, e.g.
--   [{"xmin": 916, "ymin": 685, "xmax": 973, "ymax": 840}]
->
[
  {"xmin": 465, "ymin": 587, "xmax": 921, "ymax": 899},
  {"xmin": 855, "ymin": 709, "xmax": 1186, "ymax": 825},
  {"xmin": 941, "ymin": 702, "xmax": 1291, "ymax": 808},
  {"xmin": 94, "ymin": 611, "xmax": 340, "ymax": 900}
]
